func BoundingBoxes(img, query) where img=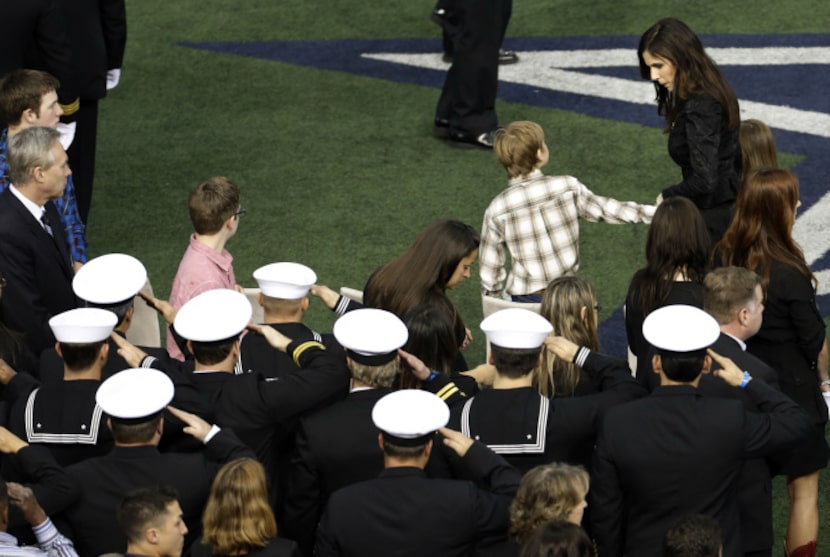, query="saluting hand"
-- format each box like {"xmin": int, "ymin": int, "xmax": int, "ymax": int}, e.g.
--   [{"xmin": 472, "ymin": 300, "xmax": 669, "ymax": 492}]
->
[
  {"xmin": 544, "ymin": 334, "xmax": 578, "ymax": 363},
  {"xmin": 707, "ymin": 349, "xmax": 748, "ymax": 387},
  {"xmin": 439, "ymin": 427, "xmax": 475, "ymax": 458},
  {"xmin": 139, "ymin": 291, "xmax": 177, "ymax": 324},
  {"xmin": 309, "ymin": 284, "xmax": 340, "ymax": 310},
  {"xmin": 110, "ymin": 332, "xmax": 148, "ymax": 368},
  {"xmin": 397, "ymin": 348, "xmax": 432, "ymax": 381},
  {"xmin": 248, "ymin": 323, "xmax": 291, "ymax": 352},
  {"xmin": 167, "ymin": 406, "xmax": 213, "ymax": 442}
]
